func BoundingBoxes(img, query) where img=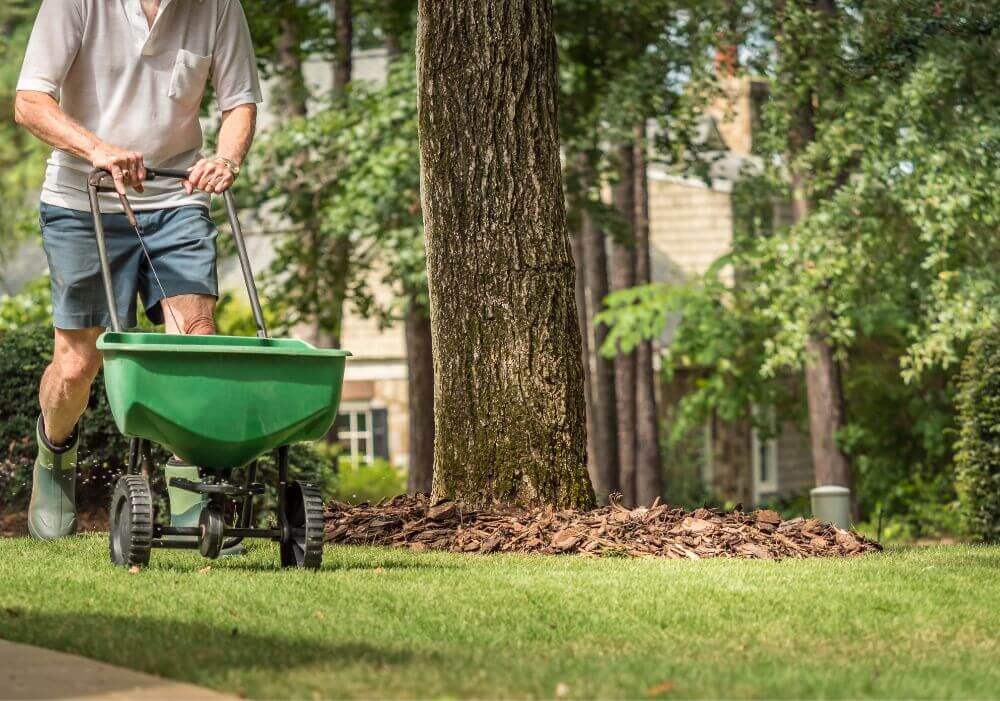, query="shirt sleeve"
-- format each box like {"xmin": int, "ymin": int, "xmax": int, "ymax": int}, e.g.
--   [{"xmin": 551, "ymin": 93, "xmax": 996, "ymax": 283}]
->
[
  {"xmin": 16, "ymin": 0, "xmax": 86, "ymax": 100},
  {"xmin": 212, "ymin": 0, "xmax": 264, "ymax": 112}
]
